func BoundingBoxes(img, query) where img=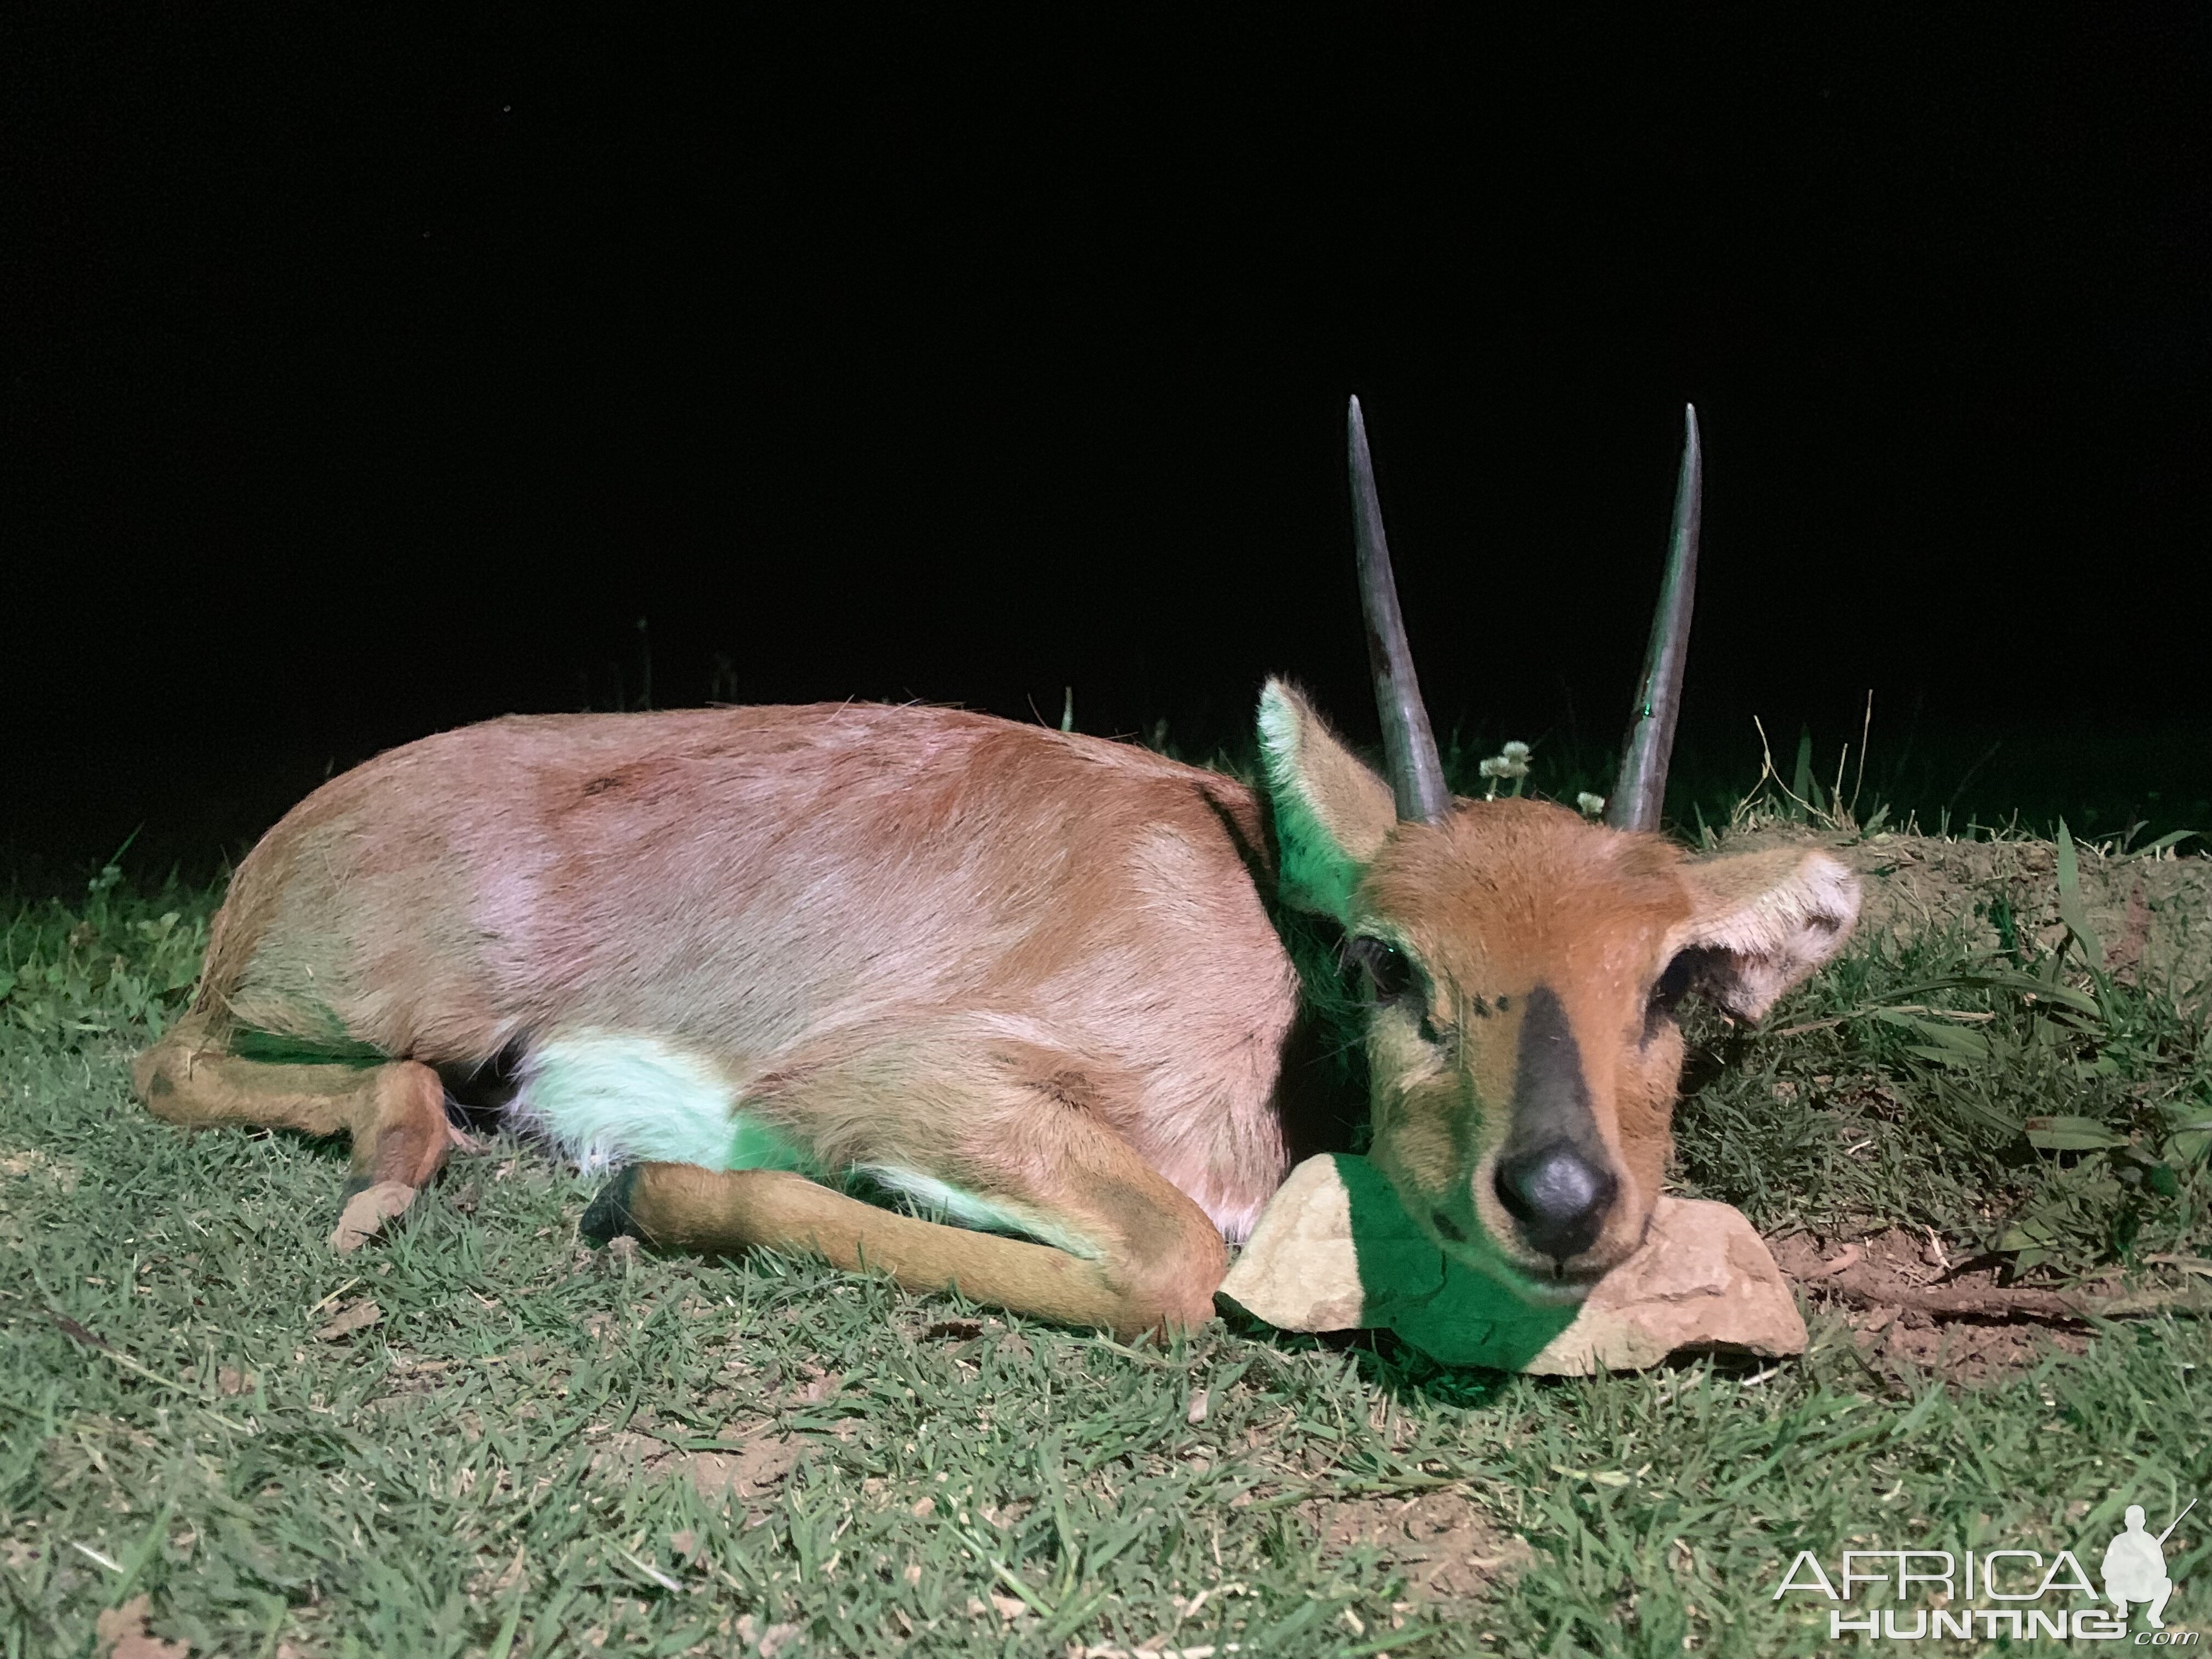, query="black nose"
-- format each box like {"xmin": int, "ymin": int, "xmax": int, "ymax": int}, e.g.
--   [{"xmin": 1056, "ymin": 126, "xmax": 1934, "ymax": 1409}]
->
[{"xmin": 1493, "ymin": 1143, "xmax": 1617, "ymax": 1261}]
